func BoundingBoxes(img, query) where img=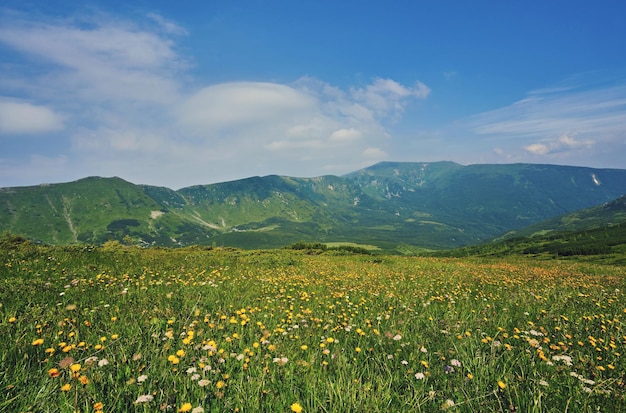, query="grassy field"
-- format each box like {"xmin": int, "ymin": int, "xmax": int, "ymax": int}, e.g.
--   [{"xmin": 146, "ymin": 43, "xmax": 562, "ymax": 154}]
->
[{"xmin": 1, "ymin": 243, "xmax": 625, "ymax": 412}]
